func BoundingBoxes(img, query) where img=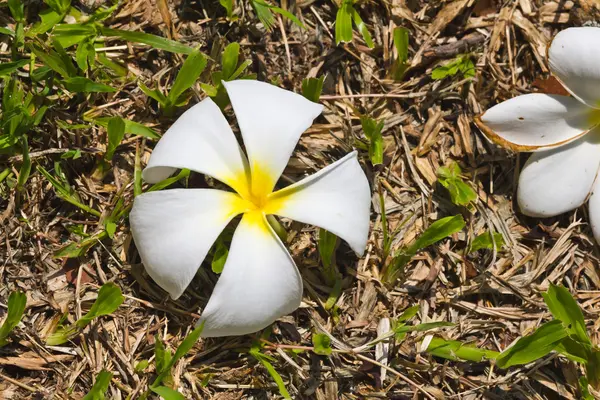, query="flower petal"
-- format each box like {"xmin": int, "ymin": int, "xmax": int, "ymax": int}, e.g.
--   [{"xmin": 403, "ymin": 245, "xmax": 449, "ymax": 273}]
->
[
  {"xmin": 200, "ymin": 212, "xmax": 302, "ymax": 337},
  {"xmin": 475, "ymin": 93, "xmax": 598, "ymax": 152},
  {"xmin": 130, "ymin": 189, "xmax": 243, "ymax": 299},
  {"xmin": 223, "ymin": 80, "xmax": 323, "ymax": 194},
  {"xmin": 142, "ymin": 98, "xmax": 249, "ymax": 194},
  {"xmin": 548, "ymin": 27, "xmax": 600, "ymax": 109},
  {"xmin": 517, "ymin": 129, "xmax": 600, "ymax": 217},
  {"xmin": 267, "ymin": 151, "xmax": 371, "ymax": 255}
]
